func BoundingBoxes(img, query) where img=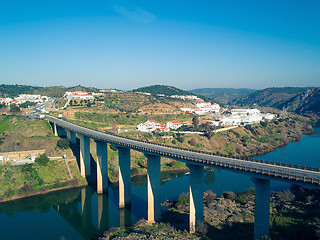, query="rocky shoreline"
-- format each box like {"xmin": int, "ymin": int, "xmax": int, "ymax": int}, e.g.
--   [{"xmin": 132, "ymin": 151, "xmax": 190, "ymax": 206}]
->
[{"xmin": 99, "ymin": 186, "xmax": 320, "ymax": 240}]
